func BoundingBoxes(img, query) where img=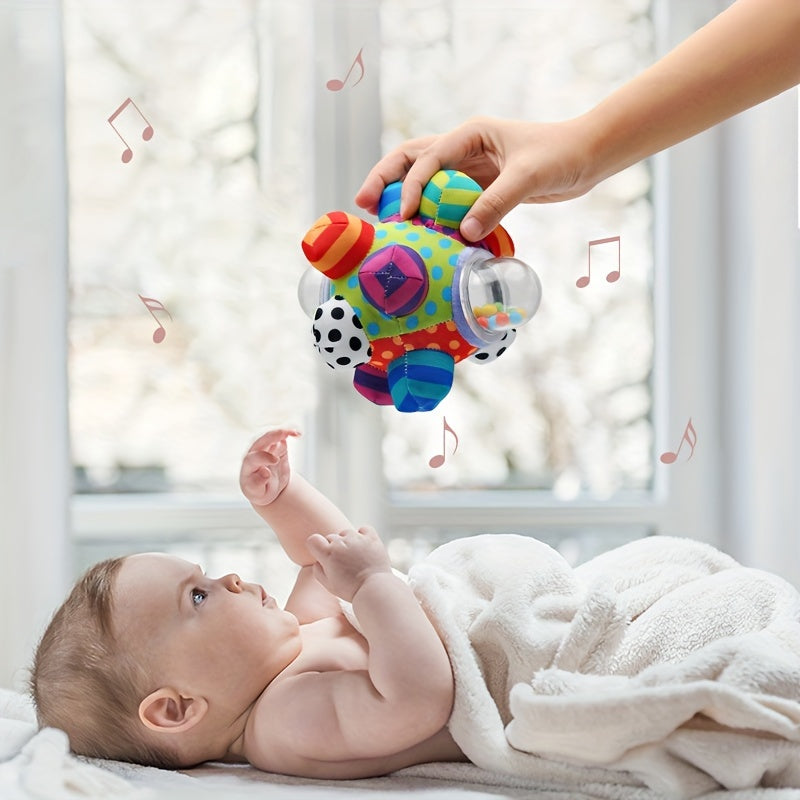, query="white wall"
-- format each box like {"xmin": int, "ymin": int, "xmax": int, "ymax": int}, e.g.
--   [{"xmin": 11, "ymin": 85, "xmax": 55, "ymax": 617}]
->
[
  {"xmin": 718, "ymin": 86, "xmax": 800, "ymax": 584},
  {"xmin": 0, "ymin": 0, "xmax": 71, "ymax": 690},
  {"xmin": 655, "ymin": 1, "xmax": 800, "ymax": 583}
]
